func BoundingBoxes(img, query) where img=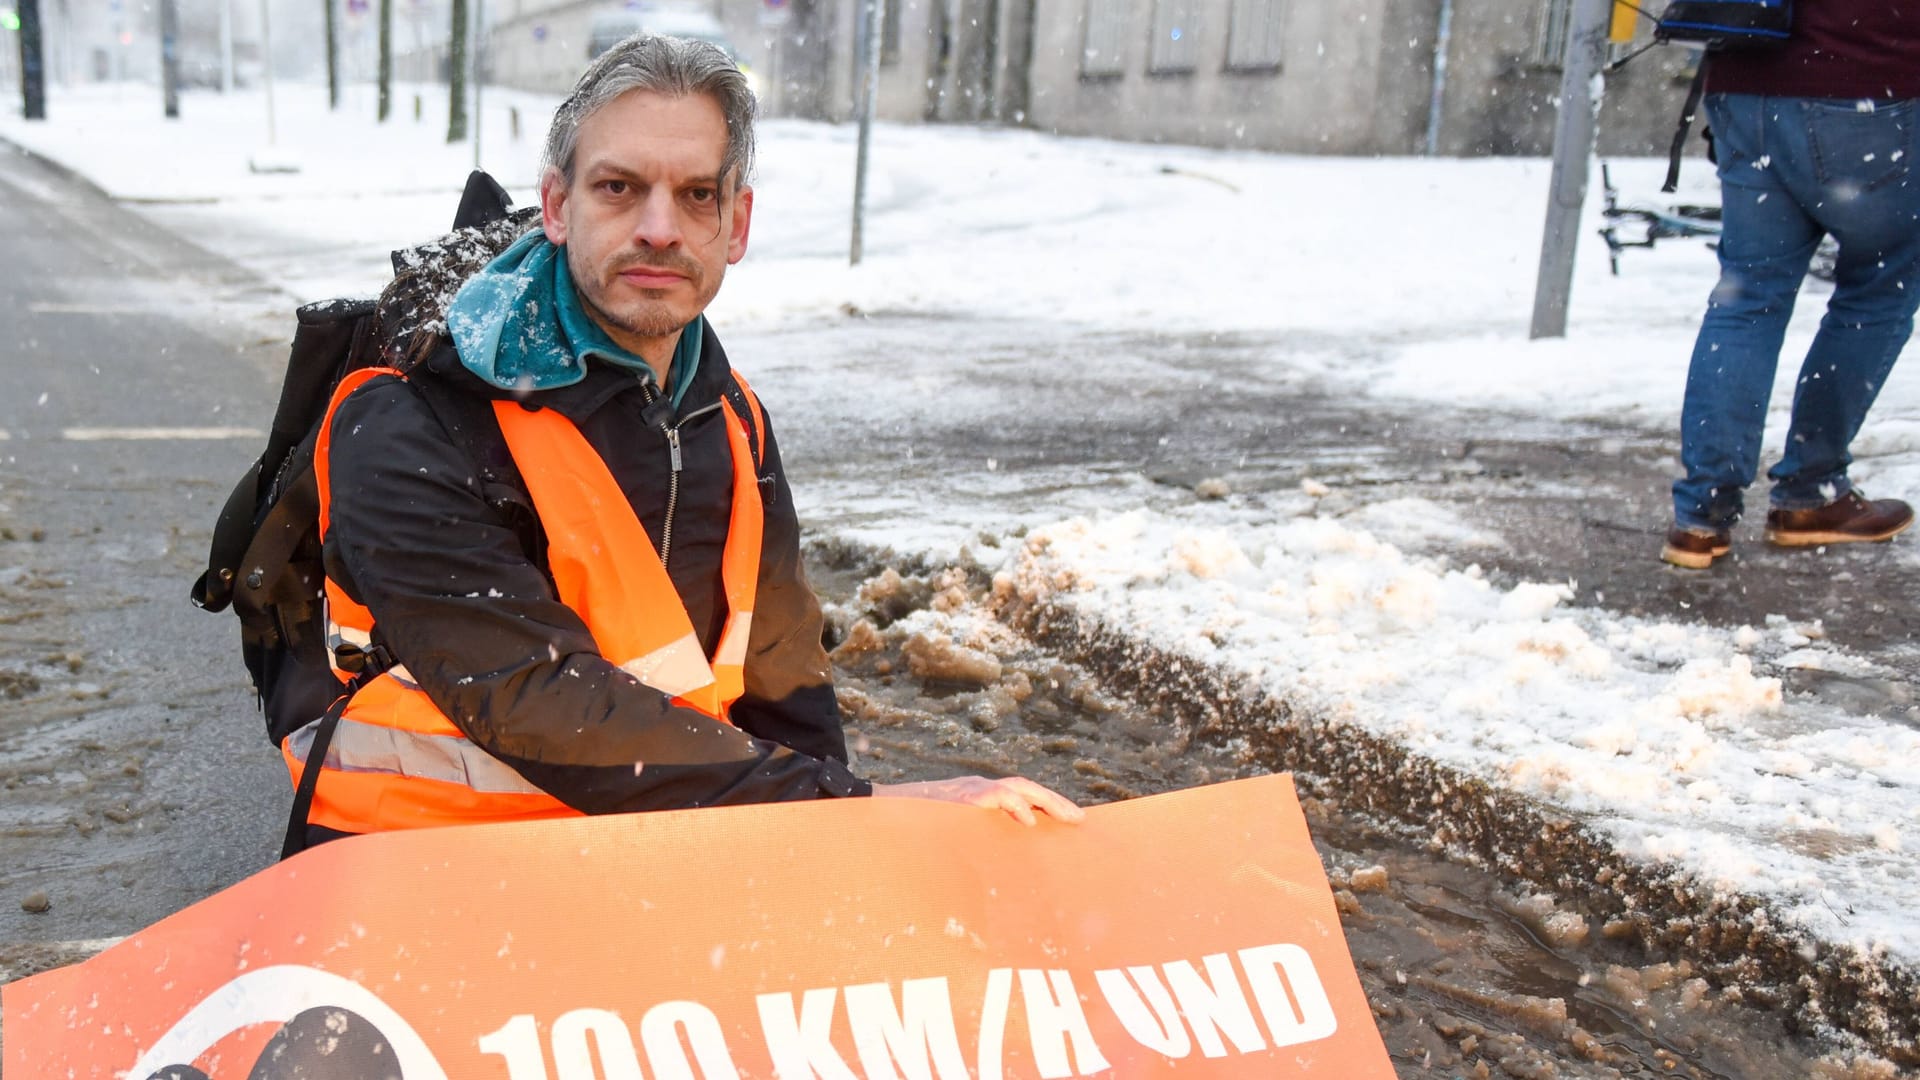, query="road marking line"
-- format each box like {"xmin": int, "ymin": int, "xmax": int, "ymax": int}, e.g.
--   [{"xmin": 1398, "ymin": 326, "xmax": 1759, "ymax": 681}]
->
[
  {"xmin": 0, "ymin": 936, "xmax": 126, "ymax": 976},
  {"xmin": 17, "ymin": 937, "xmax": 125, "ymax": 952},
  {"xmin": 26, "ymin": 302, "xmax": 152, "ymax": 315},
  {"xmin": 61, "ymin": 426, "xmax": 263, "ymax": 441}
]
